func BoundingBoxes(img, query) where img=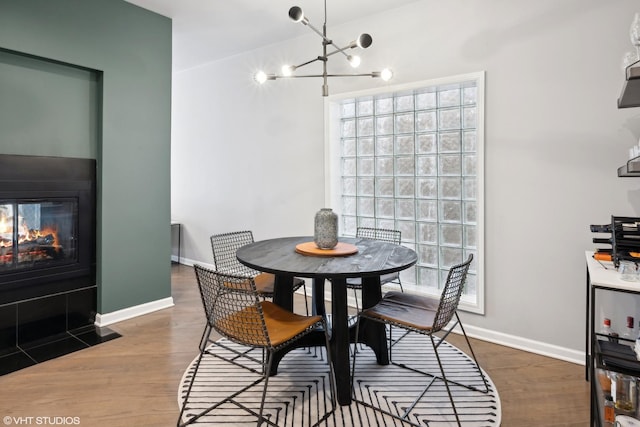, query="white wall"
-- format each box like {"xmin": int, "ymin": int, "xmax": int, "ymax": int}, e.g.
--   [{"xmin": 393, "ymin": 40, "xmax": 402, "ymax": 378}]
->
[{"xmin": 172, "ymin": 0, "xmax": 640, "ymax": 361}]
